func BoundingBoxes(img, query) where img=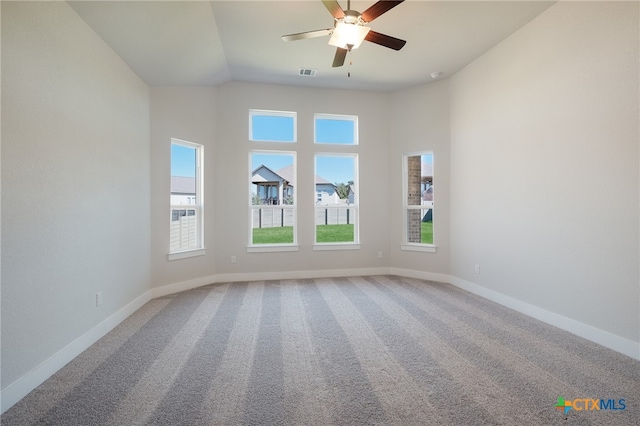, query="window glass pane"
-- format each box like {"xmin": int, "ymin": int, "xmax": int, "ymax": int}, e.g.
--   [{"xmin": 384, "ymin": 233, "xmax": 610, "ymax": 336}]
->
[
  {"xmin": 170, "ymin": 140, "xmax": 202, "ymax": 253},
  {"xmin": 405, "ymin": 152, "xmax": 433, "ymax": 245},
  {"xmin": 315, "ymin": 115, "xmax": 356, "ymax": 145},
  {"xmin": 315, "ymin": 155, "xmax": 357, "ymax": 243},
  {"xmin": 250, "ymin": 111, "xmax": 295, "ymax": 142},
  {"xmin": 406, "ymin": 154, "xmax": 433, "ymax": 206},
  {"xmin": 250, "ymin": 151, "xmax": 296, "ymax": 245},
  {"xmin": 406, "ymin": 209, "xmax": 433, "ymax": 244}
]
